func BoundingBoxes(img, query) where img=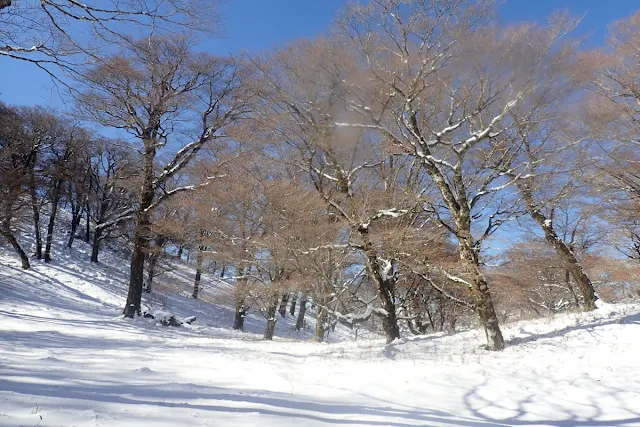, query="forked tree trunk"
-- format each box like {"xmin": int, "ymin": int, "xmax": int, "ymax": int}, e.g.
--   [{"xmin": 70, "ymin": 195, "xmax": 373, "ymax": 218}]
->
[
  {"xmin": 192, "ymin": 249, "xmax": 204, "ymax": 299},
  {"xmin": 295, "ymin": 295, "xmax": 307, "ymax": 331},
  {"xmin": 278, "ymin": 293, "xmax": 289, "ymax": 317},
  {"xmin": 43, "ymin": 180, "xmax": 63, "ymax": 263}
]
